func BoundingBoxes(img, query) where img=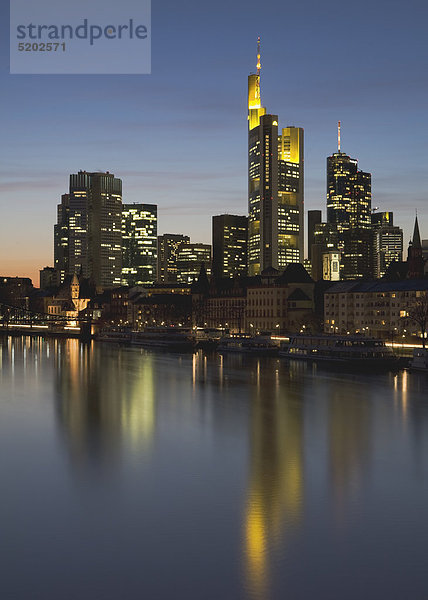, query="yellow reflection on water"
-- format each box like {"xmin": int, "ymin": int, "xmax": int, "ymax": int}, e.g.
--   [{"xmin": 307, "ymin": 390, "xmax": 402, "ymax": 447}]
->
[
  {"xmin": 219, "ymin": 354, "xmax": 224, "ymax": 389},
  {"xmin": 243, "ymin": 367, "xmax": 304, "ymax": 599},
  {"xmin": 328, "ymin": 387, "xmax": 370, "ymax": 521},
  {"xmin": 392, "ymin": 372, "xmax": 408, "ymax": 423},
  {"xmin": 121, "ymin": 356, "xmax": 155, "ymax": 449},
  {"xmin": 245, "ymin": 498, "xmax": 268, "ymax": 597},
  {"xmin": 53, "ymin": 341, "xmax": 157, "ymax": 467},
  {"xmin": 192, "ymin": 353, "xmax": 197, "ymax": 392},
  {"xmin": 401, "ymin": 370, "xmax": 408, "ymax": 420}
]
